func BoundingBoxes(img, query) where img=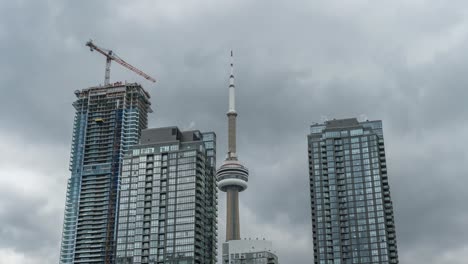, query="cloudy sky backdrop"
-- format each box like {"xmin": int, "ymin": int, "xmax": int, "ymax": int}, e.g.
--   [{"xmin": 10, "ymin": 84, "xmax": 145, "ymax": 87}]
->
[{"xmin": 1, "ymin": 0, "xmax": 468, "ymax": 263}]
